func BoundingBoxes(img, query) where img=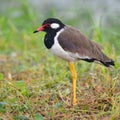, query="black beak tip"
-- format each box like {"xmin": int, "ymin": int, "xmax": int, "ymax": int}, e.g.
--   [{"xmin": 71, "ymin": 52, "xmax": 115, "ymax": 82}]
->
[{"xmin": 33, "ymin": 30, "xmax": 38, "ymax": 33}]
